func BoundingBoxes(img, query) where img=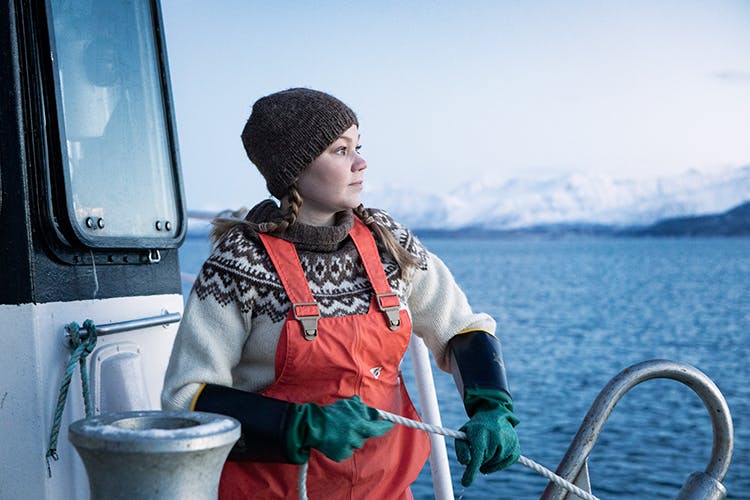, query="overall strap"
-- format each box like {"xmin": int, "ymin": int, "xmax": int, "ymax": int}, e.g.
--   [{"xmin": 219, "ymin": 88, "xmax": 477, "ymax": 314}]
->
[
  {"xmin": 349, "ymin": 219, "xmax": 402, "ymax": 330},
  {"xmin": 258, "ymin": 233, "xmax": 320, "ymax": 341}
]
